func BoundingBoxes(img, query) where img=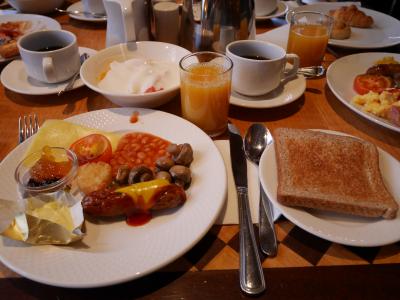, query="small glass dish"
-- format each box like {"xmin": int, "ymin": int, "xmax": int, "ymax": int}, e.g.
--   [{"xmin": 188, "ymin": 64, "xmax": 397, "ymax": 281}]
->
[{"xmin": 14, "ymin": 147, "xmax": 78, "ymax": 194}]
